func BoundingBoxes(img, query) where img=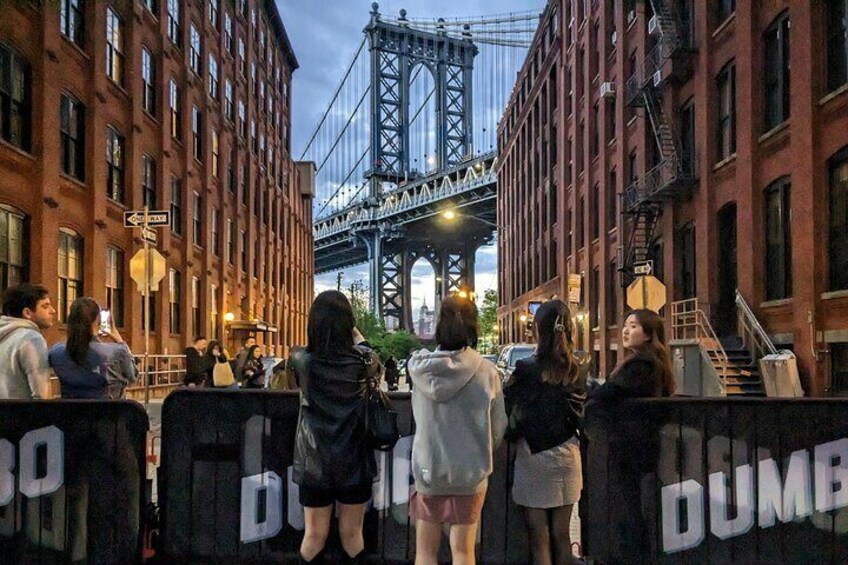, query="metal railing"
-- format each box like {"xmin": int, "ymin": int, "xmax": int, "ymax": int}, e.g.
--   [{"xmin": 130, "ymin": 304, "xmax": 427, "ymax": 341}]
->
[
  {"xmin": 126, "ymin": 354, "xmax": 186, "ymax": 400},
  {"xmin": 672, "ymin": 298, "xmax": 728, "ymax": 393},
  {"xmin": 735, "ymin": 290, "xmax": 777, "ymax": 365}
]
